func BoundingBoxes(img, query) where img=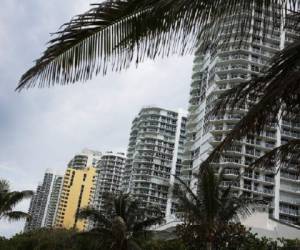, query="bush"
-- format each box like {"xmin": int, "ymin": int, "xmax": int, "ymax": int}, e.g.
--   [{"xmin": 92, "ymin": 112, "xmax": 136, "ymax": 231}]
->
[{"xmin": 0, "ymin": 228, "xmax": 102, "ymax": 250}]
